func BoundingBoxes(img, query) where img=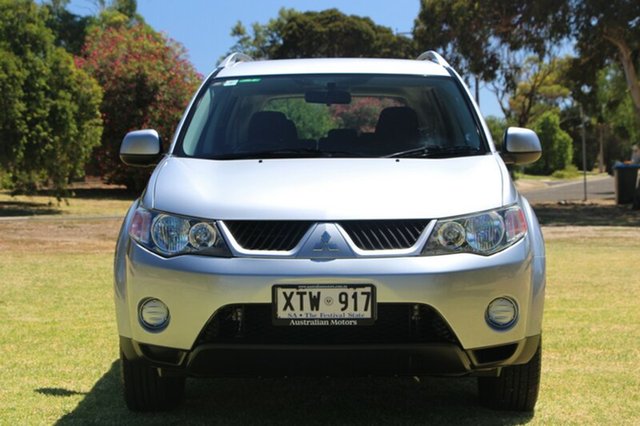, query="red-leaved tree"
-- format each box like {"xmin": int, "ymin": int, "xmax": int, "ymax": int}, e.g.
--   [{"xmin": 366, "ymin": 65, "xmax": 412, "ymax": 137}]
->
[{"xmin": 78, "ymin": 19, "xmax": 201, "ymax": 191}]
